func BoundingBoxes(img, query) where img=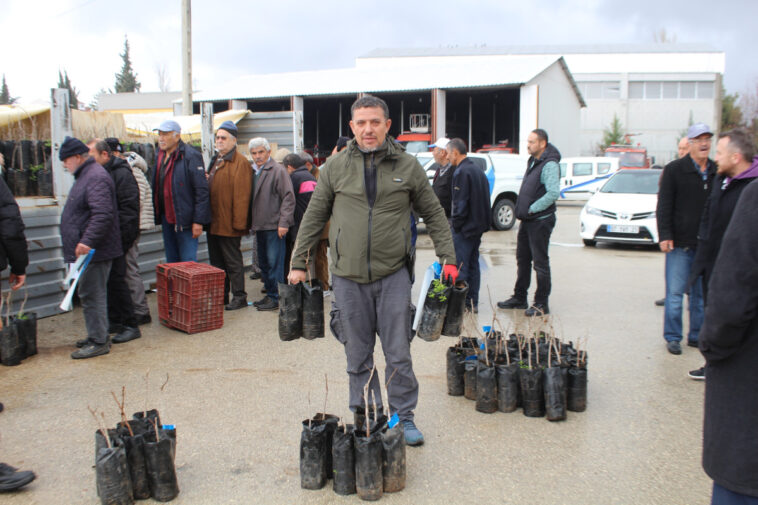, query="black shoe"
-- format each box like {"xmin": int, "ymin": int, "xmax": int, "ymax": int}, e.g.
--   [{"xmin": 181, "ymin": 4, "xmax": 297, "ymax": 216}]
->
[
  {"xmin": 0, "ymin": 402, "xmax": 3, "ymax": 413},
  {"xmin": 687, "ymin": 339, "xmax": 699, "ymax": 348},
  {"xmin": 261, "ymin": 287, "xmax": 267, "ymax": 294},
  {"xmin": 135, "ymin": 313, "xmax": 152, "ymax": 326},
  {"xmin": 525, "ymin": 303, "xmax": 549, "ymax": 317},
  {"xmin": 112, "ymin": 326, "xmax": 141, "ymax": 344},
  {"xmin": 71, "ymin": 342, "xmax": 110, "ymax": 359},
  {"xmin": 655, "ymin": 298, "xmax": 665, "ymax": 307},
  {"xmin": 666, "ymin": 341, "xmax": 682, "ymax": 355},
  {"xmin": 108, "ymin": 322, "xmax": 124, "ymax": 334},
  {"xmin": 253, "ymin": 296, "xmax": 271, "ymax": 307},
  {"xmin": 497, "ymin": 297, "xmax": 528, "ymax": 309},
  {"xmin": 256, "ymin": 297, "xmax": 279, "ymax": 311},
  {"xmin": 688, "ymin": 367, "xmax": 705, "ymax": 380},
  {"xmin": 249, "ymin": 271, "xmax": 262, "ymax": 280},
  {"xmin": 75, "ymin": 338, "xmax": 89, "ymax": 348},
  {"xmin": 225, "ymin": 297, "xmax": 248, "ymax": 311},
  {"xmin": 0, "ymin": 463, "xmax": 36, "ymax": 491}
]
